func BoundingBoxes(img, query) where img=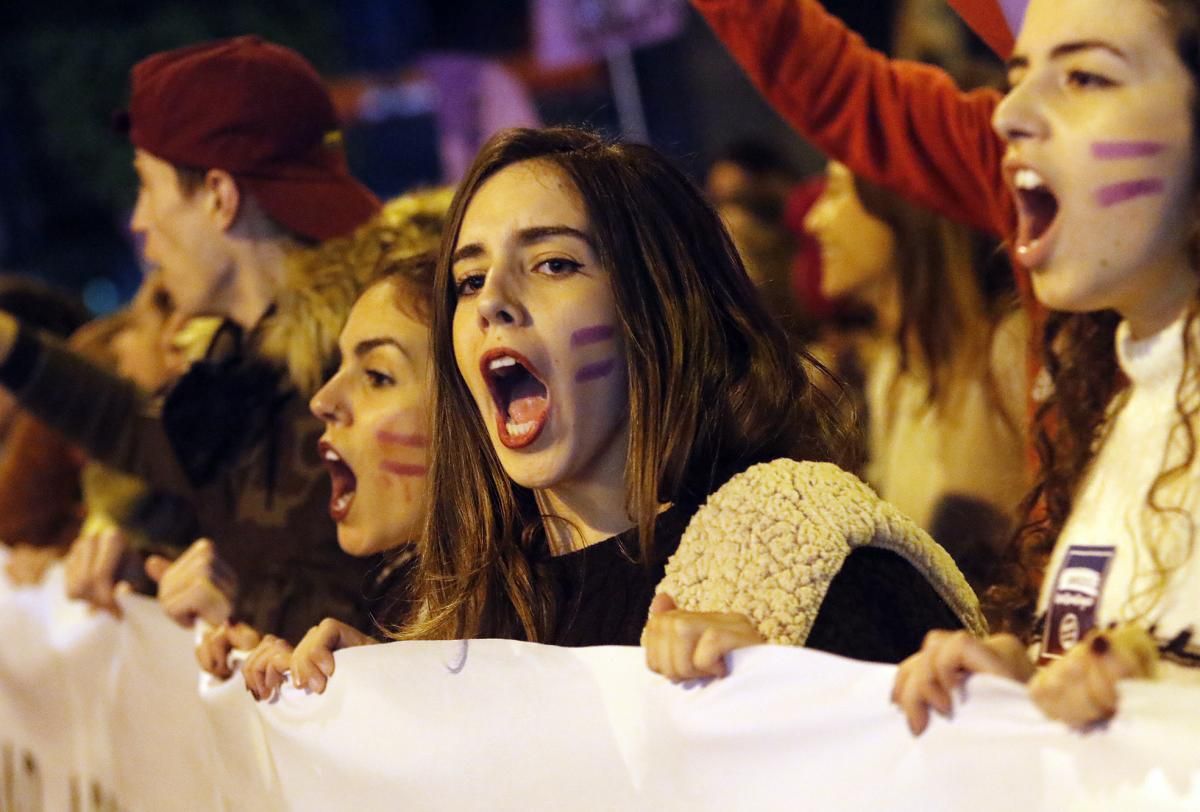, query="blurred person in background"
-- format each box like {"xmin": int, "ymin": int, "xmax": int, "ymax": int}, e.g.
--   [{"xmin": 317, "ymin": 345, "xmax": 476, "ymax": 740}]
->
[
  {"xmin": 62, "ymin": 272, "xmax": 218, "ymax": 612},
  {"xmin": 0, "ymin": 277, "xmax": 88, "ymax": 453},
  {"xmin": 805, "ymin": 161, "xmax": 1028, "ymax": 591},
  {"xmin": 0, "ymin": 315, "xmax": 117, "ymax": 585},
  {"xmin": 705, "ymin": 140, "xmax": 818, "ymax": 339},
  {"xmin": 0, "ymin": 37, "xmax": 383, "ymax": 642},
  {"xmin": 0, "ymin": 277, "xmax": 89, "ymax": 584}
]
